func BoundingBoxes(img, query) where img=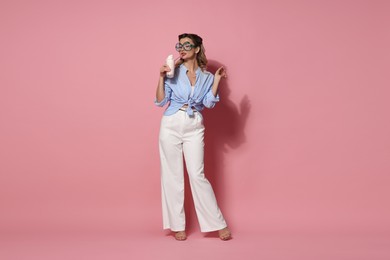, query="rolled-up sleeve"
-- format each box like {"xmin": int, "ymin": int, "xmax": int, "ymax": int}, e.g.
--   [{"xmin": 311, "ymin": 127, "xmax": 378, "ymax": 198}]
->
[
  {"xmin": 154, "ymin": 83, "xmax": 172, "ymax": 107},
  {"xmin": 203, "ymin": 90, "xmax": 220, "ymax": 108}
]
